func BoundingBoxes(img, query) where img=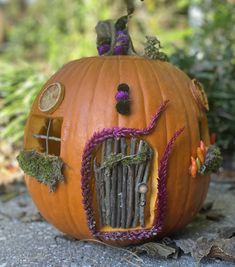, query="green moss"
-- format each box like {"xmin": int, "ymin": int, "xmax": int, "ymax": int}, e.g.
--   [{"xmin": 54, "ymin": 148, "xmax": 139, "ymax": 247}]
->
[
  {"xmin": 100, "ymin": 146, "xmax": 151, "ymax": 170},
  {"xmin": 16, "ymin": 150, "xmax": 64, "ymax": 192},
  {"xmin": 199, "ymin": 145, "xmax": 222, "ymax": 175},
  {"xmin": 204, "ymin": 145, "xmax": 223, "ymax": 172},
  {"xmin": 144, "ymin": 36, "xmax": 168, "ymax": 61}
]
